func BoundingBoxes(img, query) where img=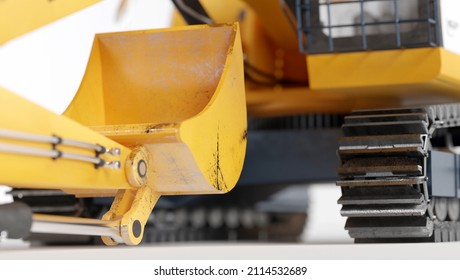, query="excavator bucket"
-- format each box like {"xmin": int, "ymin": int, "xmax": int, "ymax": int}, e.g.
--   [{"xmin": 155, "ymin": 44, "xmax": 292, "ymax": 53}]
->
[{"xmin": 64, "ymin": 23, "xmax": 247, "ymax": 196}]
